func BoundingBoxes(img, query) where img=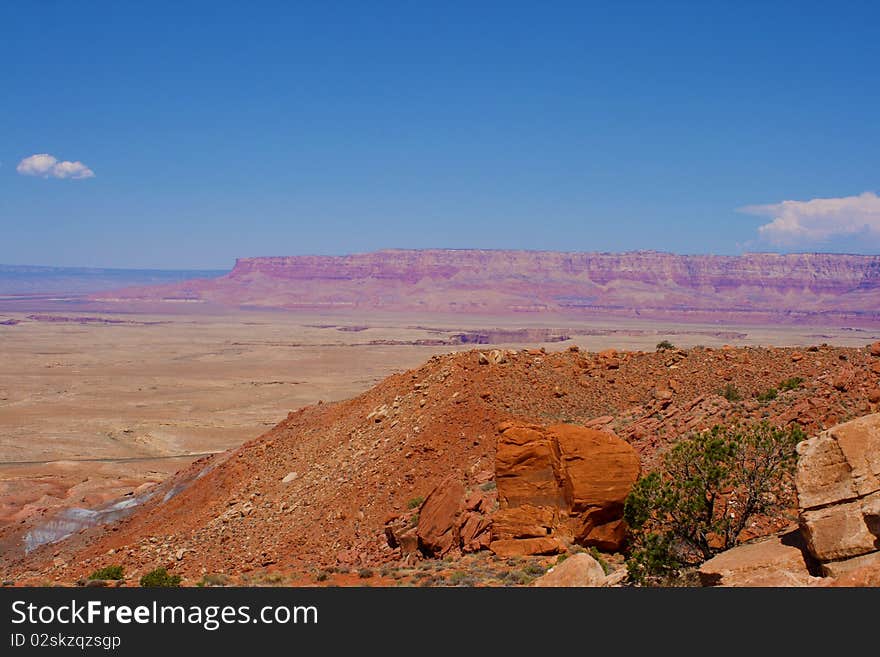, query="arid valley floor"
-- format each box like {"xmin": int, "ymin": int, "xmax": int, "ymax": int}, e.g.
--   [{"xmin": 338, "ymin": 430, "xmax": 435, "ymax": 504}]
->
[{"xmin": 2, "ymin": 308, "xmax": 880, "ymax": 586}]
